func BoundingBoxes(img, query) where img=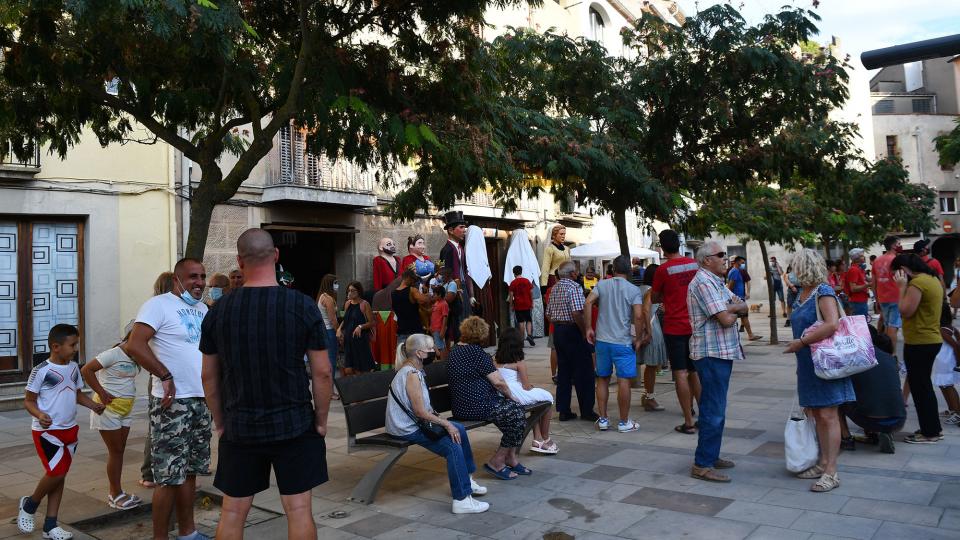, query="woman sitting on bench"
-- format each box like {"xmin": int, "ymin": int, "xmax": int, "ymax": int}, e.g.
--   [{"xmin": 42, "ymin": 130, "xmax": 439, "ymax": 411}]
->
[
  {"xmin": 448, "ymin": 316, "xmax": 530, "ymax": 481},
  {"xmin": 386, "ymin": 334, "xmax": 490, "ymax": 514}
]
